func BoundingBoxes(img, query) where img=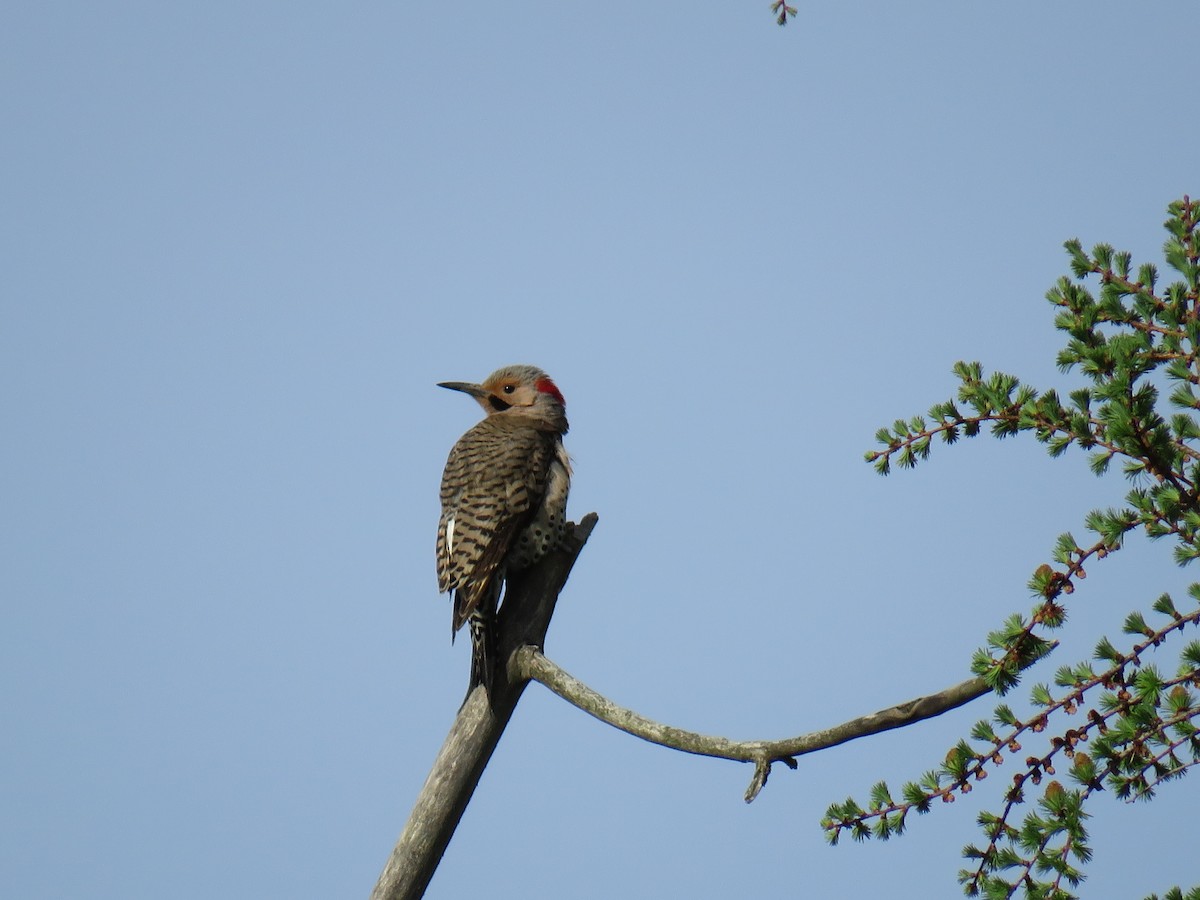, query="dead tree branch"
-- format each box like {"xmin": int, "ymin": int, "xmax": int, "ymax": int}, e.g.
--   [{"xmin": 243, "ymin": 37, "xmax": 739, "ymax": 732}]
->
[
  {"xmin": 374, "ymin": 509, "xmax": 1032, "ymax": 897},
  {"xmin": 369, "ymin": 513, "xmax": 599, "ymax": 900},
  {"xmin": 513, "ymin": 647, "xmax": 1021, "ymax": 802}
]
